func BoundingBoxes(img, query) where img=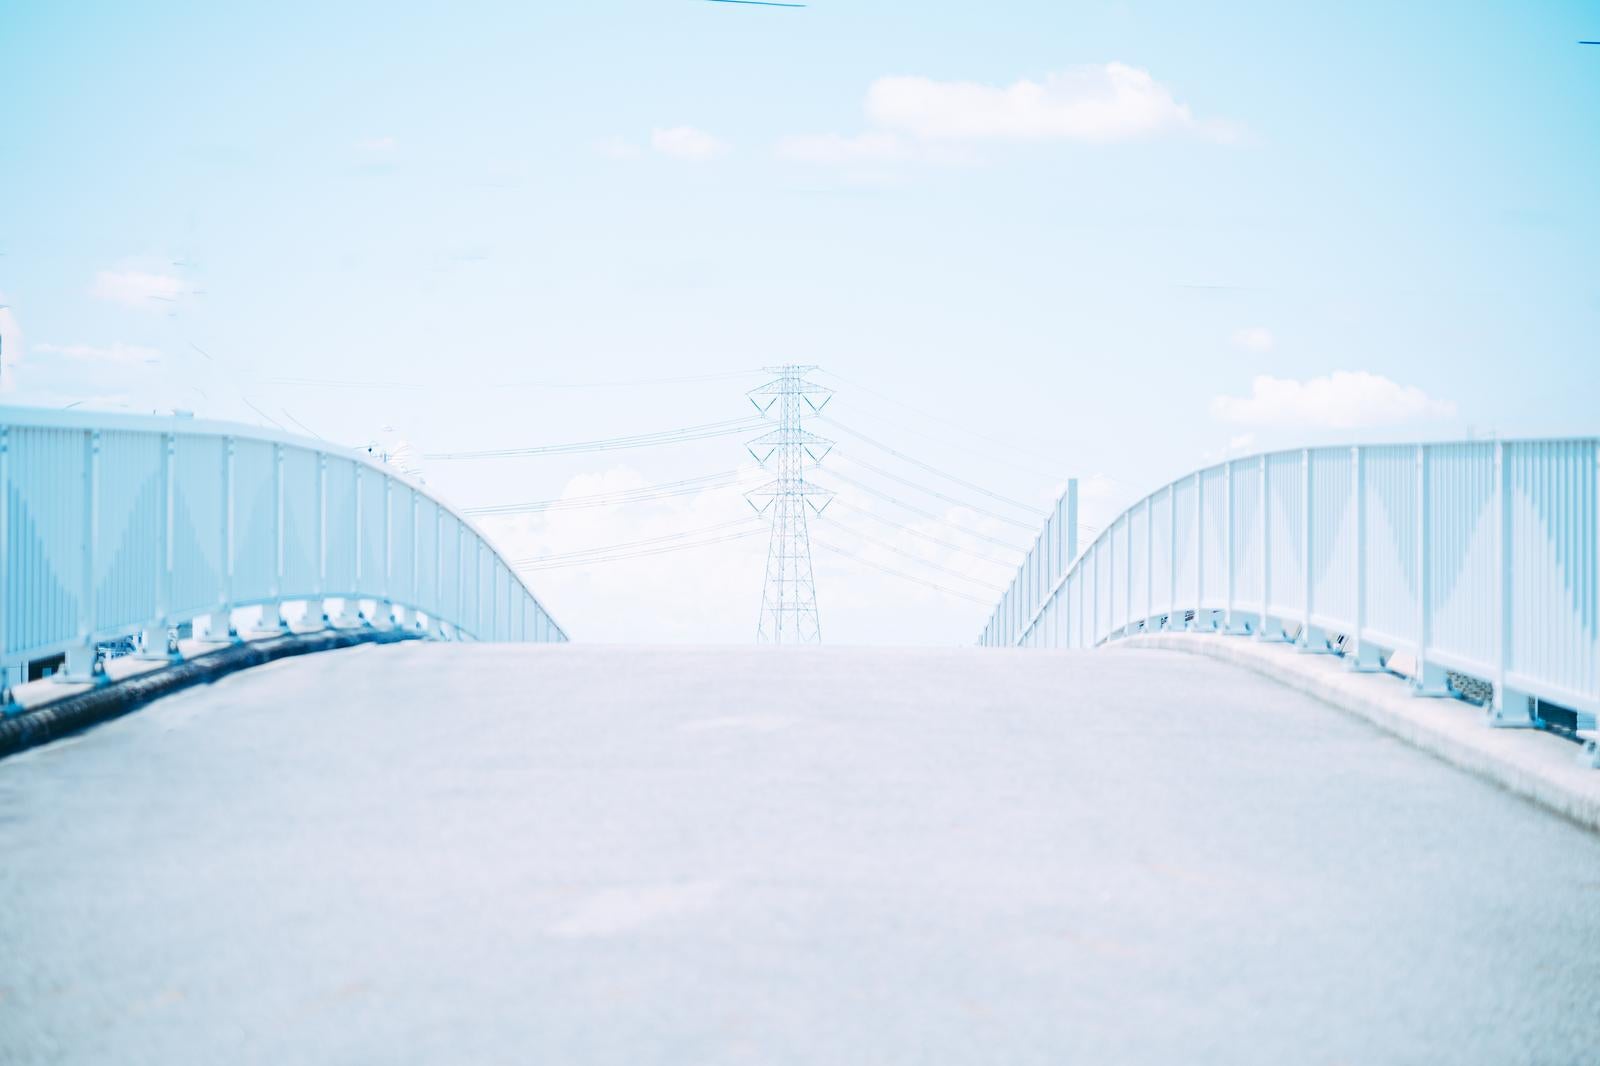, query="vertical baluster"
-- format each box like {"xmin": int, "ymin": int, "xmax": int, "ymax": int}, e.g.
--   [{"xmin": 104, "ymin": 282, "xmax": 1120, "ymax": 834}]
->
[
  {"xmin": 1351, "ymin": 446, "xmax": 1382, "ymax": 670},
  {"xmin": 1194, "ymin": 471, "xmax": 1204, "ymax": 630},
  {"xmin": 1168, "ymin": 482, "xmax": 1177, "ymax": 630},
  {"xmin": 1225, "ymin": 461, "xmax": 1235, "ymax": 631},
  {"xmin": 1415, "ymin": 444, "xmax": 1448, "ymax": 694},
  {"xmin": 1146, "ymin": 495, "xmax": 1154, "ymax": 628},
  {"xmin": 1259, "ymin": 454, "xmax": 1274, "ymax": 640},
  {"xmin": 65, "ymin": 430, "xmax": 99, "ymax": 679}
]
